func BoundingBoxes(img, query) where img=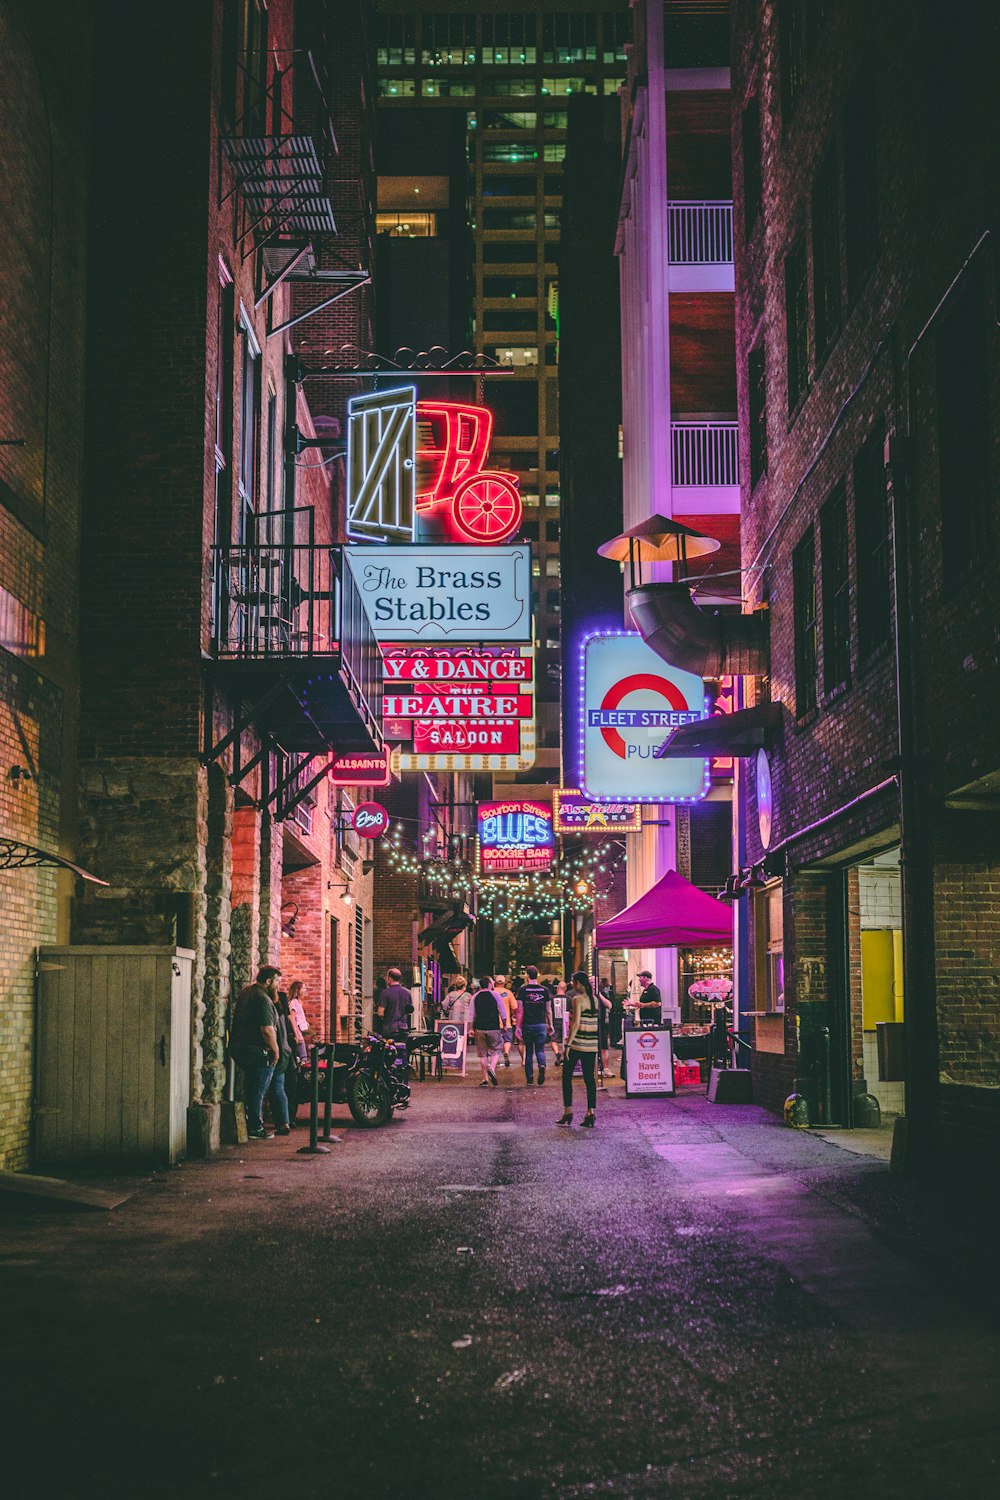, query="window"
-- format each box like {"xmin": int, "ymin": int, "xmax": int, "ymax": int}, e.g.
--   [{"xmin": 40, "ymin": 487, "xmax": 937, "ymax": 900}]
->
[
  {"xmin": 543, "ymin": 14, "xmax": 597, "ymax": 63},
  {"xmin": 935, "ymin": 264, "xmax": 994, "ymax": 578},
  {"xmin": 379, "ymin": 77, "xmax": 416, "ymax": 98},
  {"xmin": 376, "ymin": 13, "xmax": 416, "ymax": 65},
  {"xmin": 542, "ymin": 110, "xmax": 569, "ymax": 130},
  {"xmin": 214, "ymin": 267, "xmax": 234, "ymax": 546},
  {"xmin": 421, "ymin": 78, "xmax": 475, "ymax": 98},
  {"xmin": 544, "ymin": 490, "xmax": 560, "ymax": 508},
  {"xmin": 779, "ymin": 0, "xmax": 807, "ymax": 127},
  {"xmin": 482, "ymin": 242, "xmax": 537, "ymax": 264},
  {"xmin": 821, "ymin": 482, "xmax": 850, "ymax": 692},
  {"xmin": 785, "ymin": 238, "xmax": 810, "ymax": 413},
  {"xmin": 793, "ymin": 526, "xmax": 817, "ymax": 716},
  {"xmin": 483, "ymin": 77, "xmax": 536, "ymax": 97},
  {"xmin": 603, "ymin": 9, "xmax": 630, "ymax": 63},
  {"xmin": 481, "ymin": 176, "xmax": 536, "ymax": 200},
  {"xmin": 603, "ymin": 77, "xmax": 625, "ymax": 96},
  {"xmin": 482, "ymin": 13, "xmax": 537, "ymax": 65},
  {"xmin": 520, "ymin": 519, "xmax": 539, "ymax": 540},
  {"xmin": 491, "ymin": 345, "xmax": 539, "ymax": 367},
  {"xmin": 545, "ymin": 520, "xmax": 560, "ymax": 542},
  {"xmin": 812, "ymin": 148, "xmax": 843, "ymax": 361},
  {"xmin": 521, "ymin": 488, "xmax": 540, "ymax": 507},
  {"xmin": 854, "ymin": 426, "xmax": 890, "ymax": 659},
  {"xmin": 376, "ymin": 211, "xmax": 437, "ymax": 237},
  {"xmin": 546, "ymin": 589, "xmax": 561, "ymax": 613},
  {"xmin": 238, "ymin": 310, "xmax": 261, "ymax": 523},
  {"xmin": 421, "ymin": 12, "xmax": 476, "ymax": 66},
  {"xmin": 480, "ymin": 140, "xmax": 539, "ymax": 164},
  {"xmin": 545, "ymin": 556, "xmax": 561, "ymax": 577},
  {"xmin": 483, "ymin": 309, "xmax": 537, "ymax": 331},
  {"xmin": 265, "ymin": 390, "xmax": 278, "ymax": 513},
  {"xmin": 483, "ymin": 209, "xmax": 537, "ymax": 231},
  {"xmin": 482, "ymin": 109, "xmax": 537, "ymax": 131},
  {"xmin": 748, "ymin": 343, "xmax": 768, "ymax": 487},
  {"xmin": 483, "ymin": 274, "xmax": 537, "ymax": 298},
  {"xmin": 542, "ymin": 174, "xmax": 563, "ymax": 196},
  {"xmin": 243, "ymin": 0, "xmax": 269, "ymax": 136},
  {"xmin": 755, "ymin": 883, "xmax": 785, "ymax": 1013},
  {"xmin": 543, "ymin": 143, "xmax": 567, "ymax": 163},
  {"xmin": 741, "ymin": 95, "xmax": 762, "ymax": 238},
  {"xmin": 844, "ymin": 71, "xmax": 878, "ymax": 298},
  {"xmin": 540, "ymin": 78, "xmax": 596, "ymax": 98}
]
